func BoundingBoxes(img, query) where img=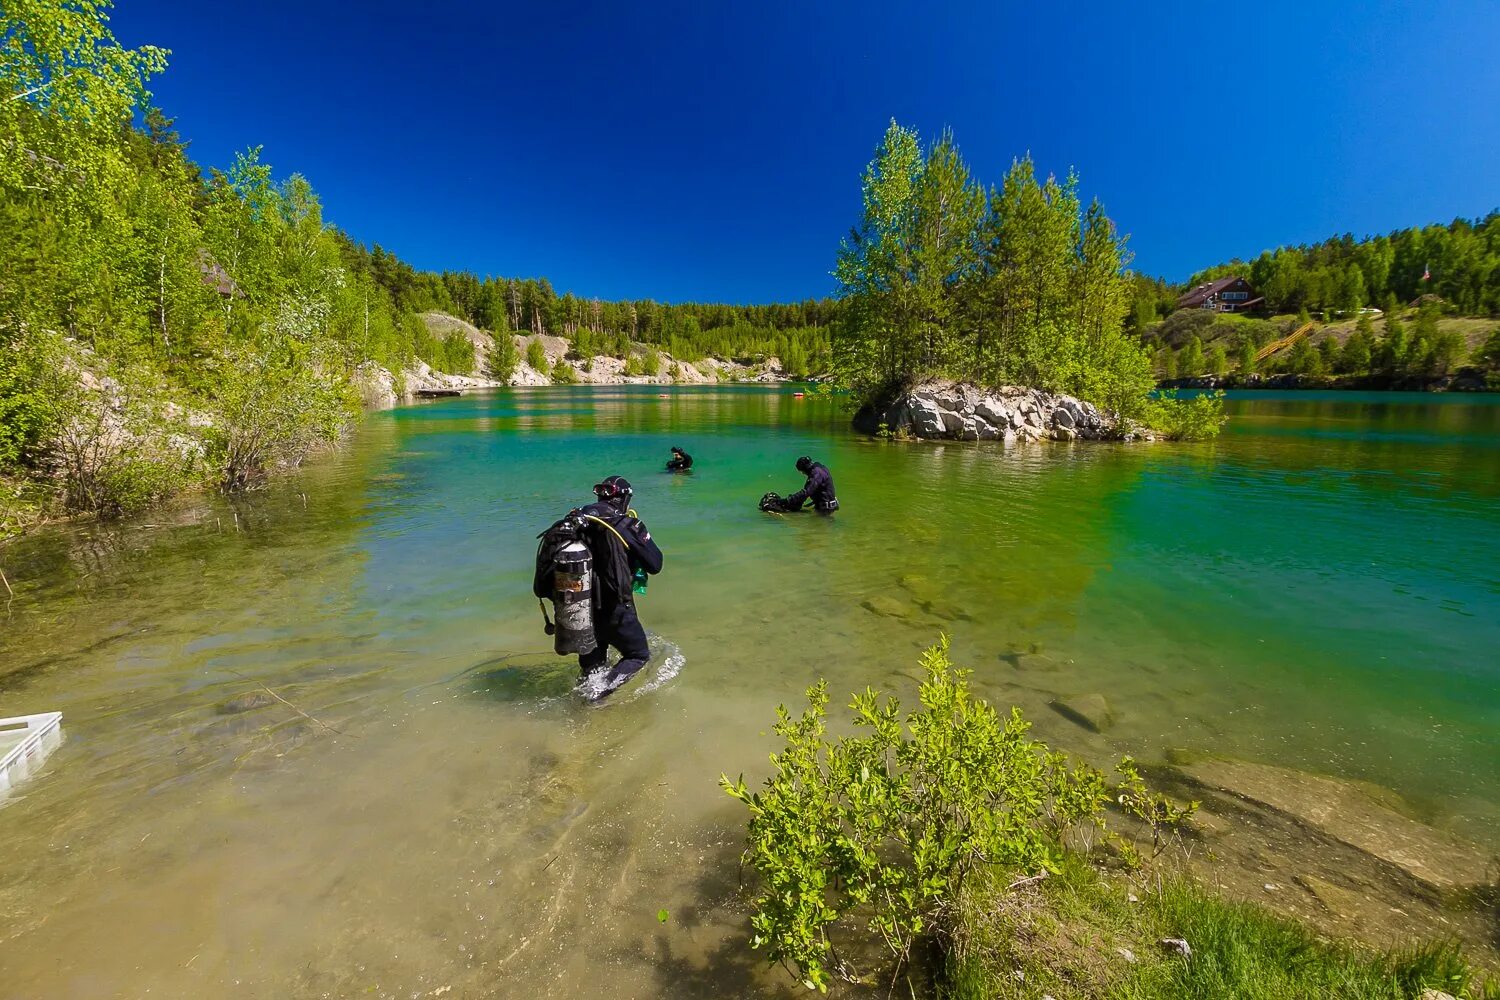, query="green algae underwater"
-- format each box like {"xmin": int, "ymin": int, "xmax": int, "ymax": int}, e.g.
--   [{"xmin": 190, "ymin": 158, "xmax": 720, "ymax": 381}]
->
[{"xmin": 0, "ymin": 385, "xmax": 1497, "ymax": 997}]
